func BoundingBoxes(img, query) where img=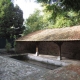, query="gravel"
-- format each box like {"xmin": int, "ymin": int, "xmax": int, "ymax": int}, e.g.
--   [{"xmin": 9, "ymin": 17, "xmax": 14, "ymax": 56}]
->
[
  {"xmin": 0, "ymin": 56, "xmax": 80, "ymax": 80},
  {"xmin": 0, "ymin": 56, "xmax": 48, "ymax": 80}
]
